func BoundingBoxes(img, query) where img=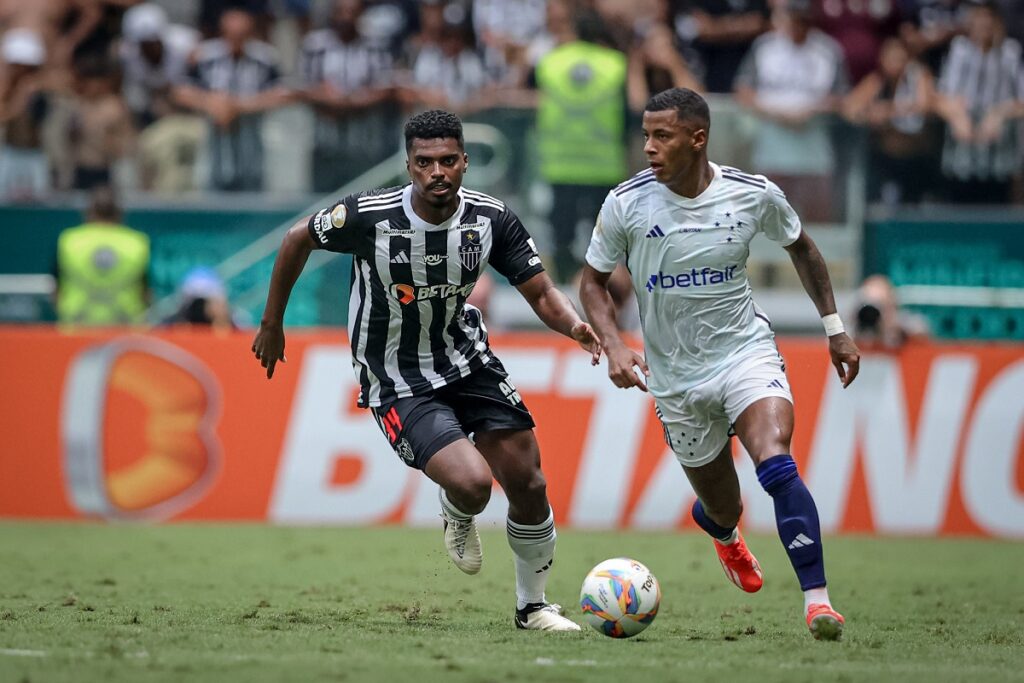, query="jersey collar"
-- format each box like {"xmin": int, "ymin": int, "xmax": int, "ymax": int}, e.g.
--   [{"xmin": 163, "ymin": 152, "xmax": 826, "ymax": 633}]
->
[
  {"xmin": 402, "ymin": 184, "xmax": 467, "ymax": 231},
  {"xmin": 656, "ymin": 162, "xmax": 722, "ymax": 207}
]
